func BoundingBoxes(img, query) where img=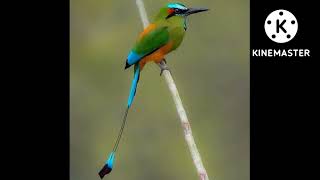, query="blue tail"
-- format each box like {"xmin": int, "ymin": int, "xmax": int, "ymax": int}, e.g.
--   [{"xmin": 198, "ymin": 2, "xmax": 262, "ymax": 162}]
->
[
  {"xmin": 99, "ymin": 64, "xmax": 140, "ymax": 178},
  {"xmin": 127, "ymin": 64, "xmax": 140, "ymax": 108},
  {"xmin": 99, "ymin": 151, "xmax": 115, "ymax": 178}
]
